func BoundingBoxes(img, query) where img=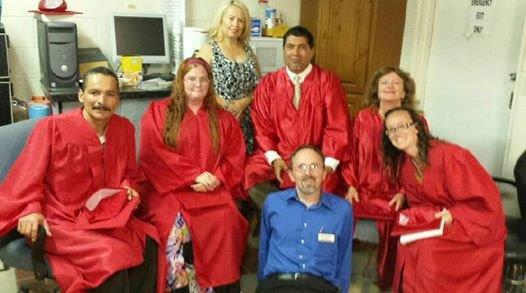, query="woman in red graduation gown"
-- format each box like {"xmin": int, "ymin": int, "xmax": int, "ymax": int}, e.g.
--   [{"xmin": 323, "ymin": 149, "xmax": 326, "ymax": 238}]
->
[
  {"xmin": 139, "ymin": 57, "xmax": 249, "ymax": 292},
  {"xmin": 341, "ymin": 67, "xmax": 424, "ymax": 289},
  {"xmin": 382, "ymin": 107, "xmax": 506, "ymax": 292}
]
